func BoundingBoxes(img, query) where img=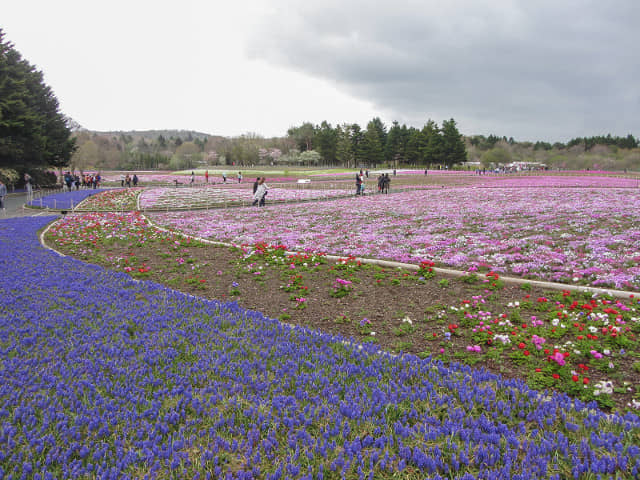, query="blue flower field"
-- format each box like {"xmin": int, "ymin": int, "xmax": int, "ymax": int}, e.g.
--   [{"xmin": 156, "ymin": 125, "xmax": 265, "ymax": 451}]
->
[{"xmin": 1, "ymin": 216, "xmax": 640, "ymax": 479}]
